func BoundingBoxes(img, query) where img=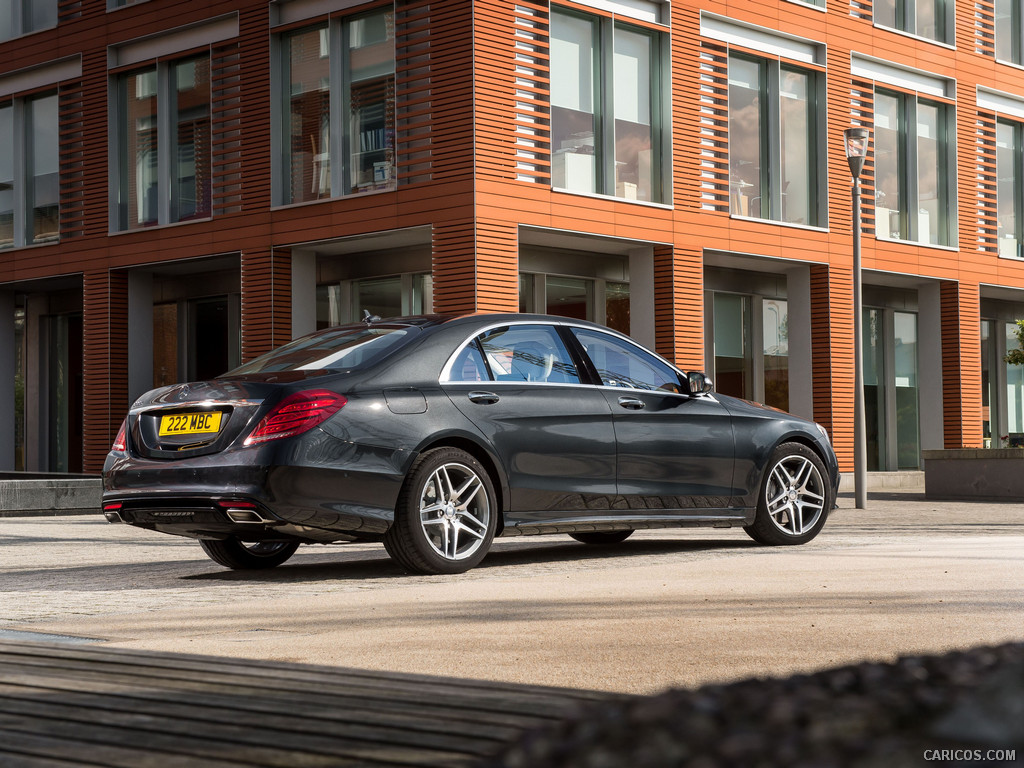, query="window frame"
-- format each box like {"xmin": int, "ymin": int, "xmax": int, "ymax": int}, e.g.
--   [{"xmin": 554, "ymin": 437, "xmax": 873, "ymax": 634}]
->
[
  {"xmin": 549, "ymin": 6, "xmax": 669, "ymax": 205},
  {"xmin": 996, "ymin": 117, "xmax": 1024, "ymax": 259},
  {"xmin": 726, "ymin": 51, "xmax": 825, "ymax": 228},
  {"xmin": 111, "ymin": 53, "xmax": 213, "ymax": 232},
  {"xmin": 1, "ymin": 0, "xmax": 57, "ymax": 42},
  {"xmin": 272, "ymin": 6, "xmax": 397, "ymax": 207},
  {"xmin": 0, "ymin": 90, "xmax": 60, "ymax": 250},
  {"xmin": 995, "ymin": 0, "xmax": 1024, "ymax": 66},
  {"xmin": 874, "ymin": 0, "xmax": 953, "ymax": 46},
  {"xmin": 872, "ymin": 87, "xmax": 956, "ymax": 247}
]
